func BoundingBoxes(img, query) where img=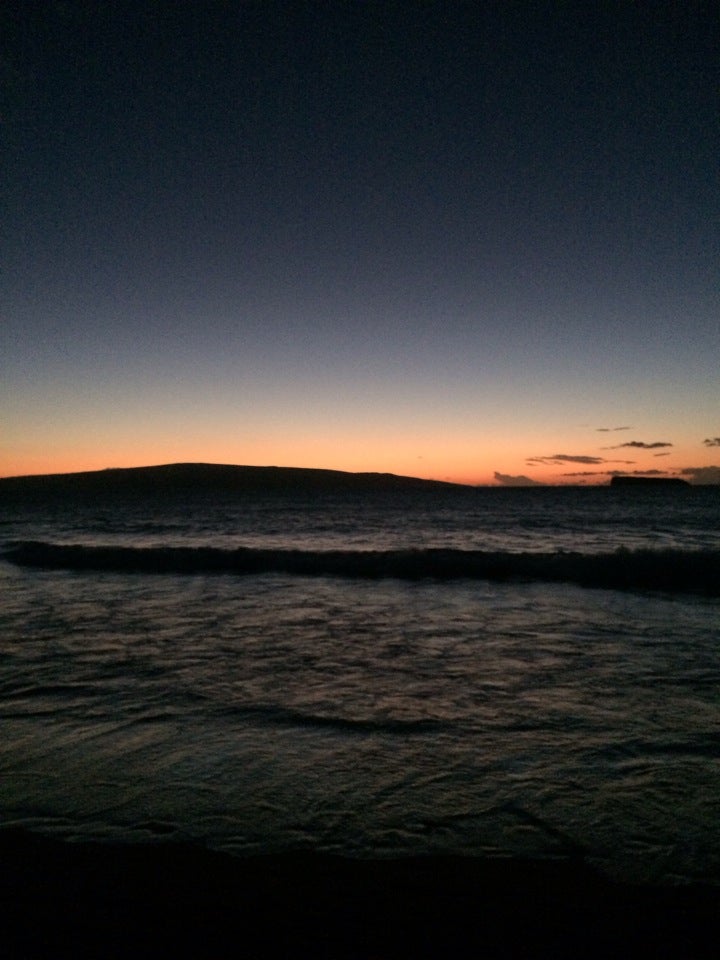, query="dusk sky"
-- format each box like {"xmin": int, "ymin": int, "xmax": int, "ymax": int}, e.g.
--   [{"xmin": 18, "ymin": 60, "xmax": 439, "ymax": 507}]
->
[{"xmin": 2, "ymin": 1, "xmax": 718, "ymax": 484}]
